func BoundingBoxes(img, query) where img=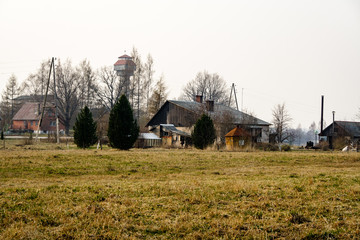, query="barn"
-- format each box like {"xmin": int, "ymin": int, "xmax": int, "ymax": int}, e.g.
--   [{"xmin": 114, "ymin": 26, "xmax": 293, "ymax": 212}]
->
[
  {"xmin": 146, "ymin": 97, "xmax": 270, "ymax": 147},
  {"xmin": 320, "ymin": 121, "xmax": 360, "ymax": 149}
]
